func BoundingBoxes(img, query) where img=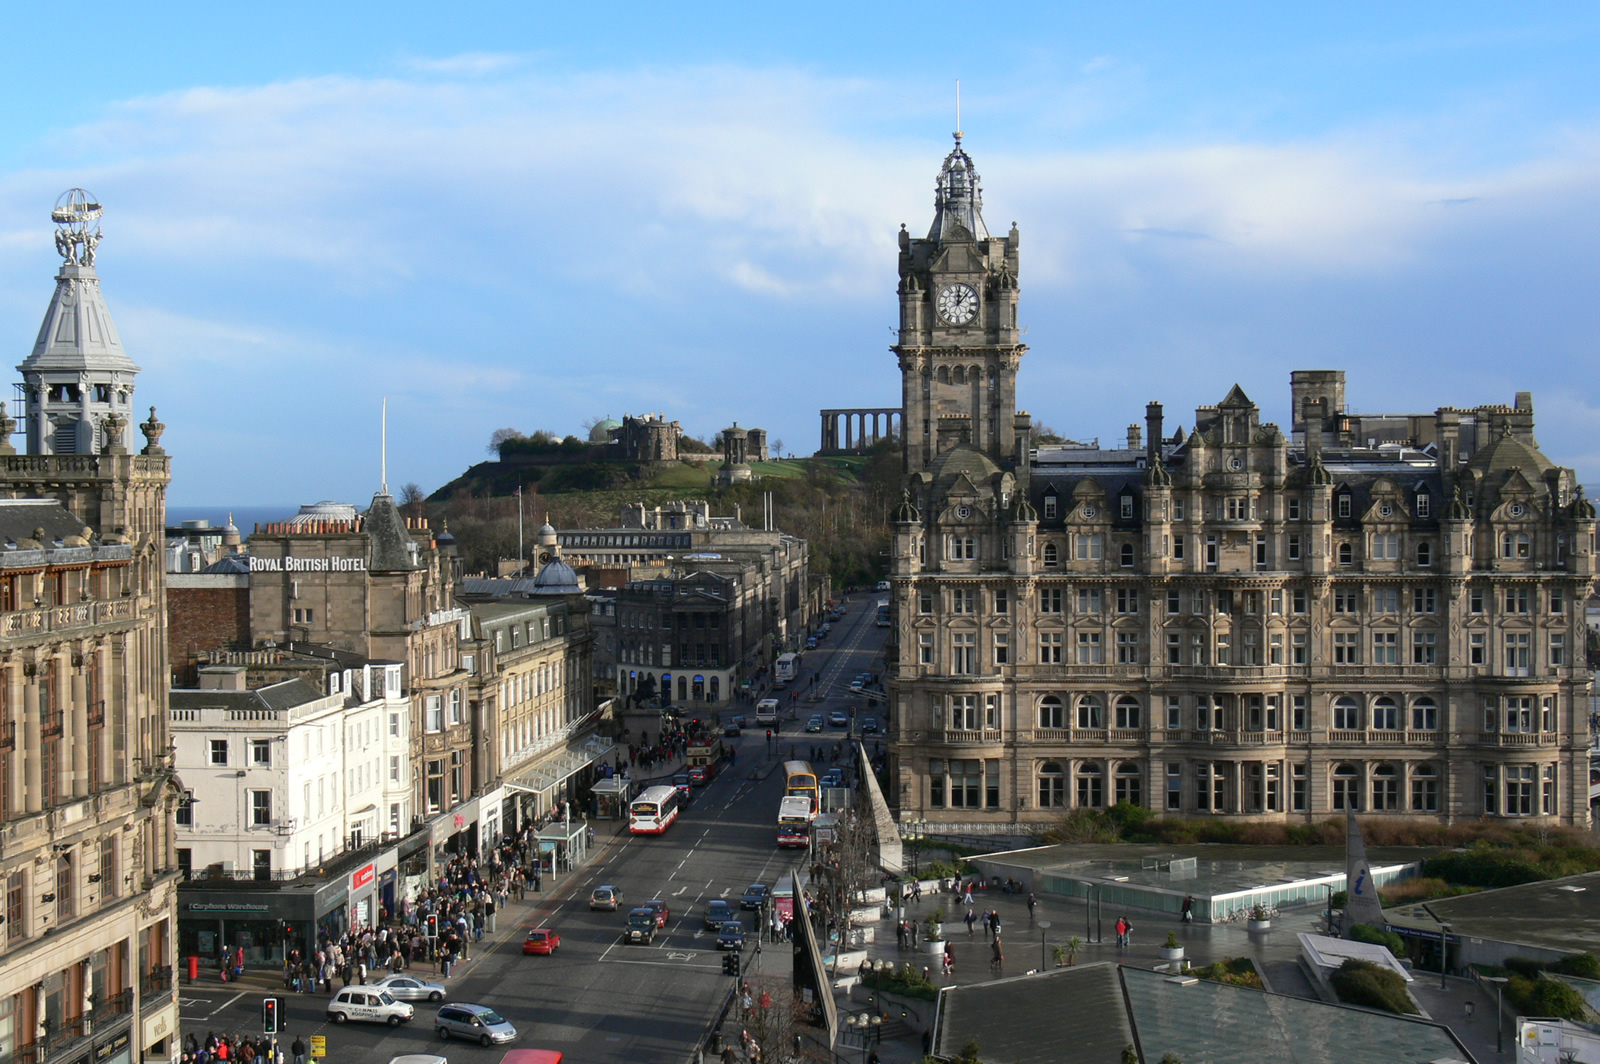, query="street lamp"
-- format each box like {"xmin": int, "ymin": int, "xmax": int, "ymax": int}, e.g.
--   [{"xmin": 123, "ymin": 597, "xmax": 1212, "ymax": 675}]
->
[
  {"xmin": 1438, "ymin": 921, "xmax": 1452, "ymax": 991},
  {"xmin": 1037, "ymin": 919, "xmax": 1052, "ymax": 972},
  {"xmin": 1483, "ymin": 975, "xmax": 1508, "ymax": 1054}
]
